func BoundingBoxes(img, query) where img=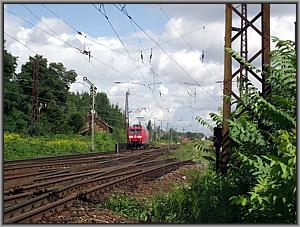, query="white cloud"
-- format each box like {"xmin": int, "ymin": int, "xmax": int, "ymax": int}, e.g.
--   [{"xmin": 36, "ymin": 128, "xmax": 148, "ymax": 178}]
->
[{"xmin": 4, "ymin": 4, "xmax": 296, "ymax": 135}]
